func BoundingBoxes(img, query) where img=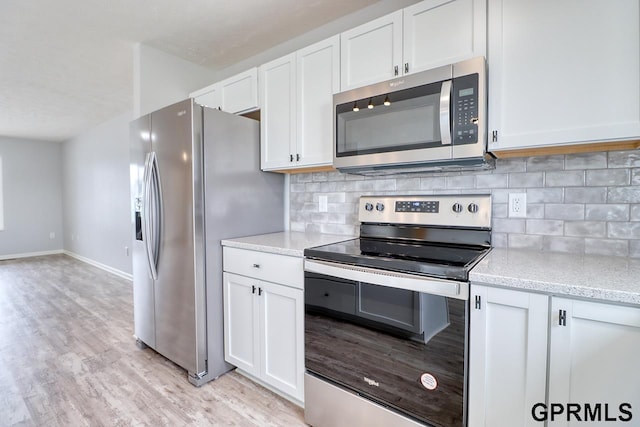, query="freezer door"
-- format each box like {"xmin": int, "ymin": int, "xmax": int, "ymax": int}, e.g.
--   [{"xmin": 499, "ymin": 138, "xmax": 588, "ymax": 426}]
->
[
  {"xmin": 130, "ymin": 114, "xmax": 156, "ymax": 348},
  {"xmin": 151, "ymin": 99, "xmax": 207, "ymax": 376}
]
